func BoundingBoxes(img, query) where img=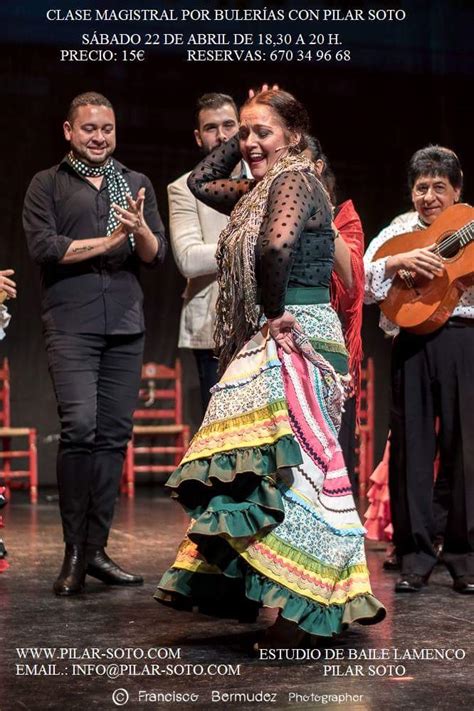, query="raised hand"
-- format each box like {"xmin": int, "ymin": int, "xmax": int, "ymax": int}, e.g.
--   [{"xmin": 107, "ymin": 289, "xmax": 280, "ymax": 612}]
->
[{"xmin": 248, "ymin": 83, "xmax": 280, "ymax": 99}]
